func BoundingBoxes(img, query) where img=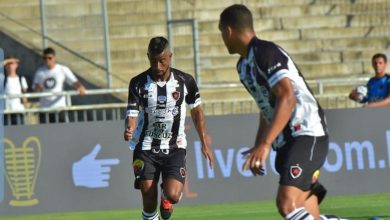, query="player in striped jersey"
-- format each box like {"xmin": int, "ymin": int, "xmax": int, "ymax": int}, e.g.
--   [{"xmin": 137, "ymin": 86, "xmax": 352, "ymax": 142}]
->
[
  {"xmin": 124, "ymin": 37, "xmax": 214, "ymax": 220},
  {"xmin": 219, "ymin": 5, "xmax": 343, "ymax": 220}
]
